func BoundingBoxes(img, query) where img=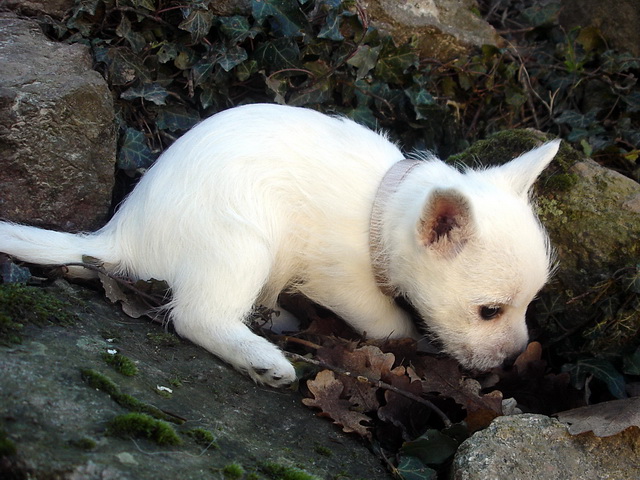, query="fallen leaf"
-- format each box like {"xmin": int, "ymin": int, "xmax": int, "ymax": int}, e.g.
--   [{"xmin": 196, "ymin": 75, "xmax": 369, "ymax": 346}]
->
[
  {"xmin": 420, "ymin": 356, "xmax": 503, "ymax": 431},
  {"xmin": 378, "ymin": 366, "xmax": 425, "ymax": 440},
  {"xmin": 556, "ymin": 397, "xmax": 640, "ymax": 436},
  {"xmin": 302, "ymin": 369, "xmax": 372, "ymax": 438}
]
